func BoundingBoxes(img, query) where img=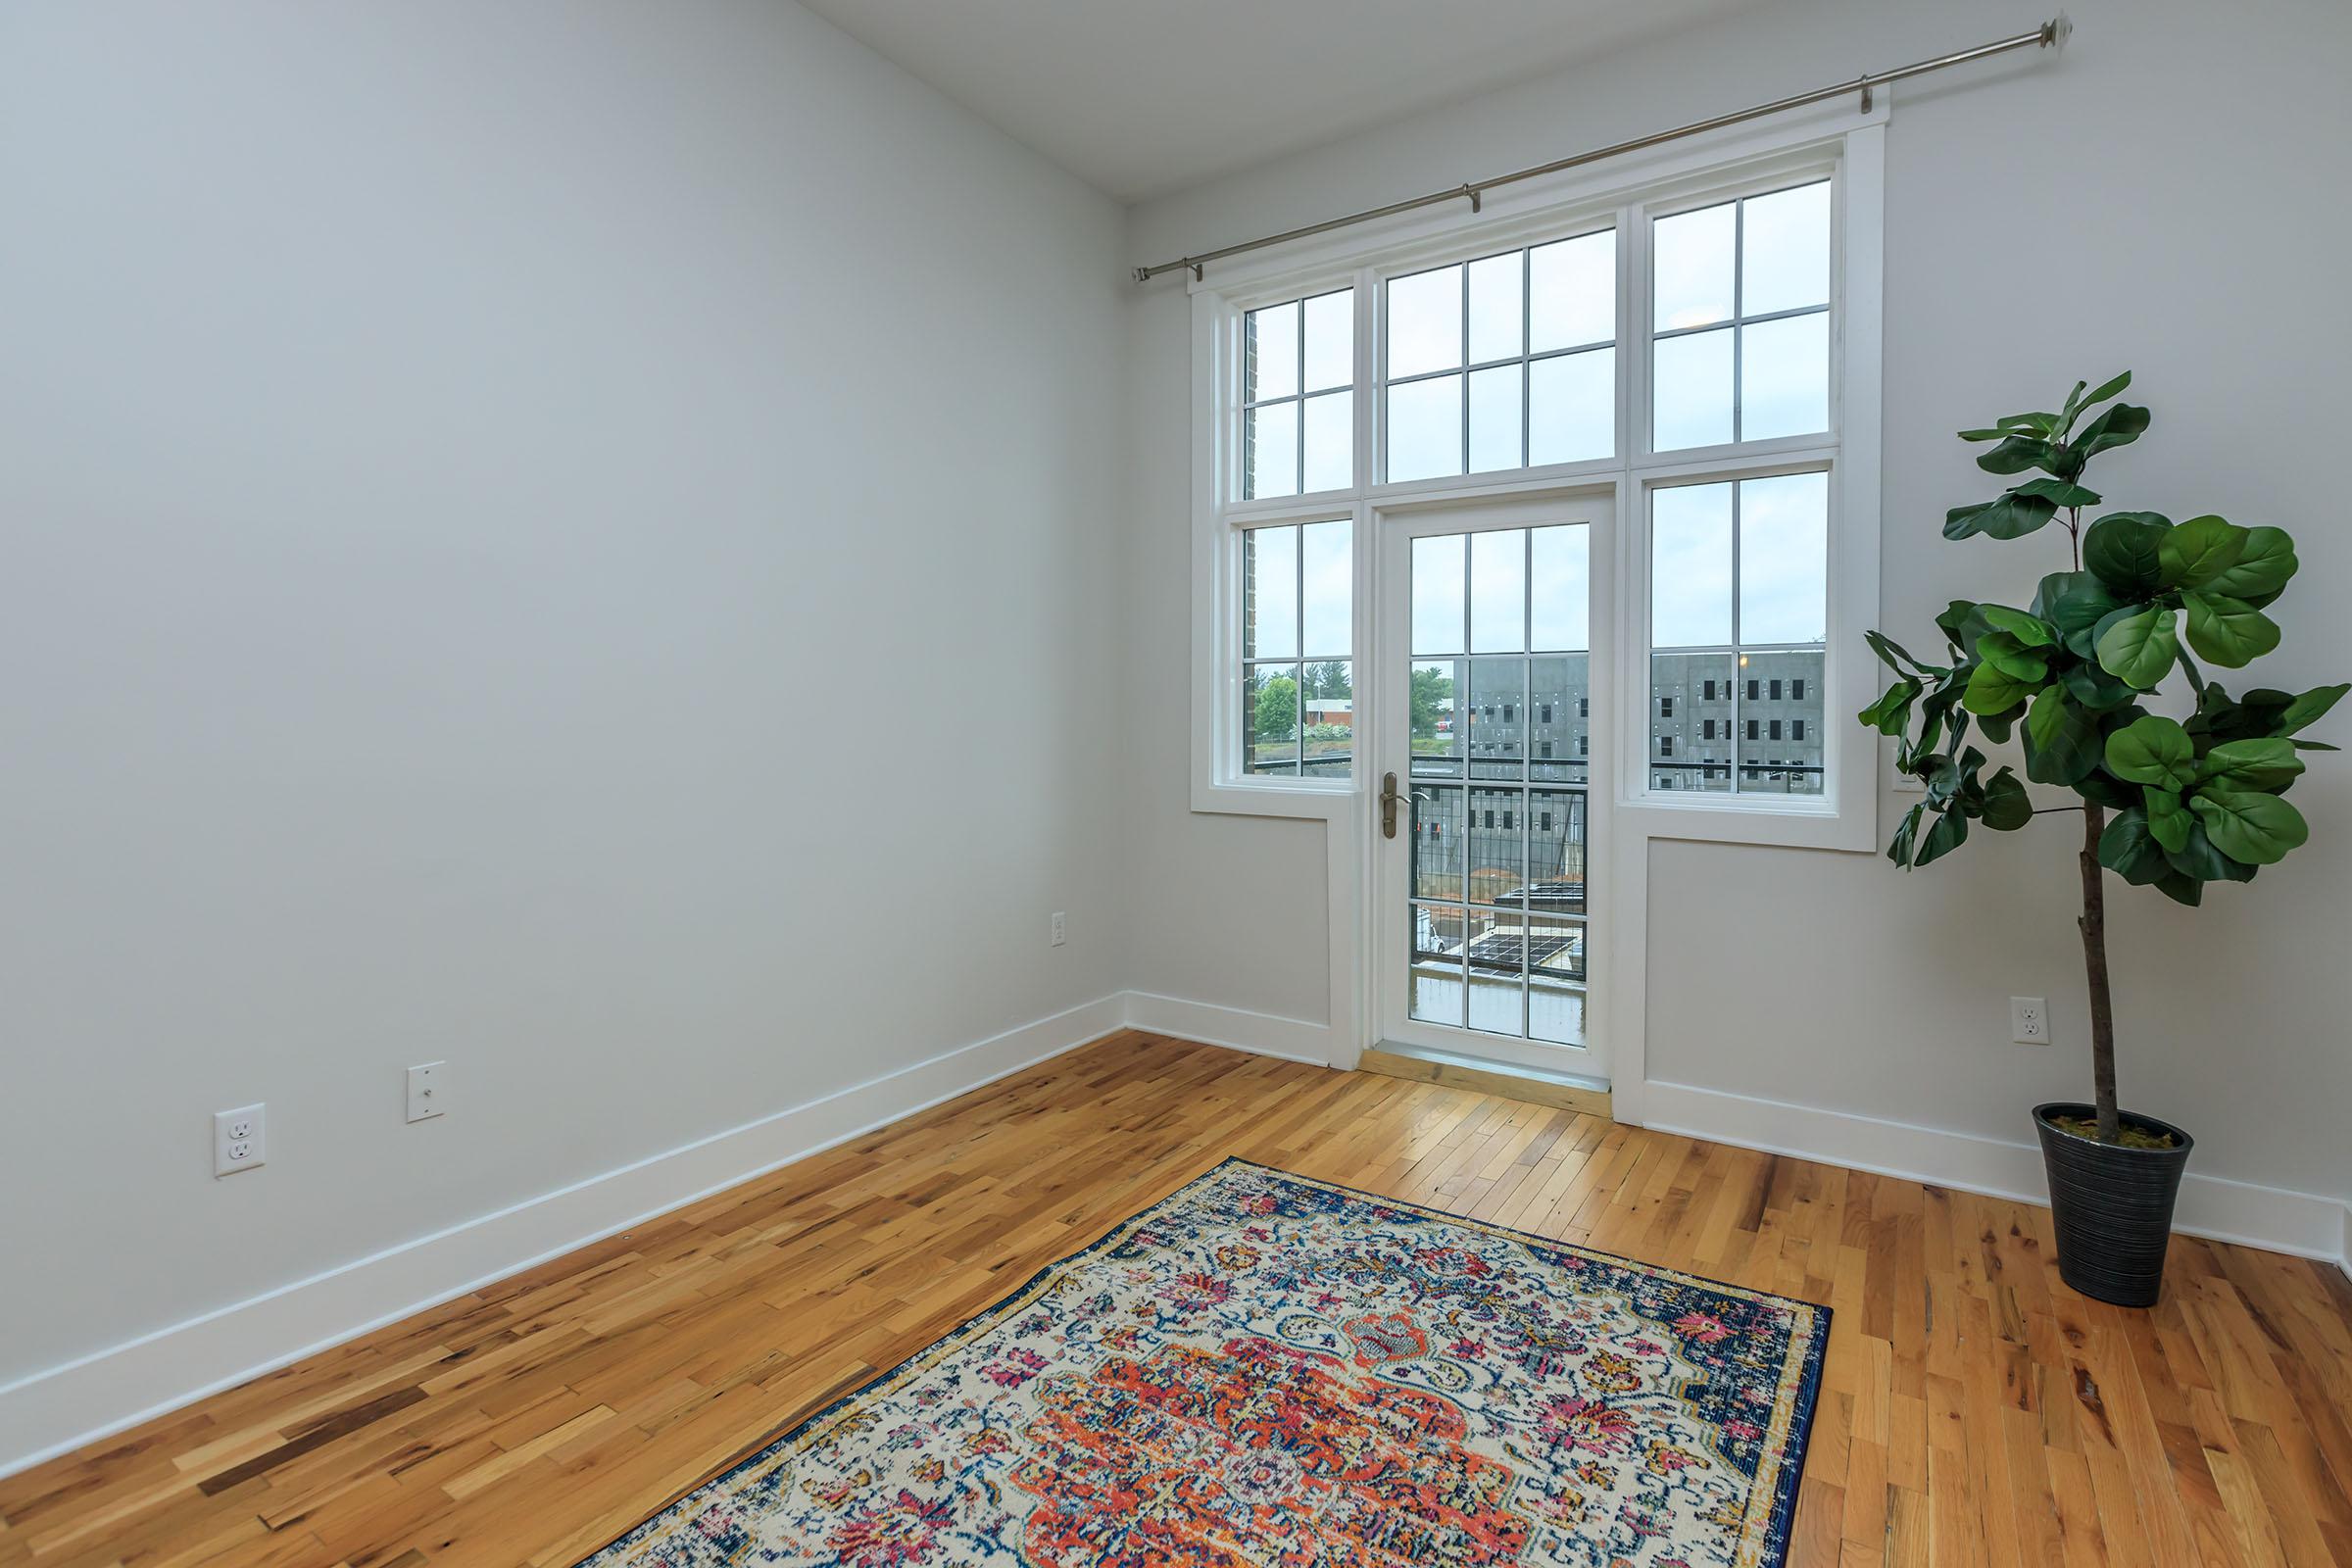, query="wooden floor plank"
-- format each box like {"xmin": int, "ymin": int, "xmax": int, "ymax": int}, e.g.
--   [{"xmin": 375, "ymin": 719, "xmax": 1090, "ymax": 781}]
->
[{"xmin": 1, "ymin": 1030, "xmax": 2344, "ymax": 1568}]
